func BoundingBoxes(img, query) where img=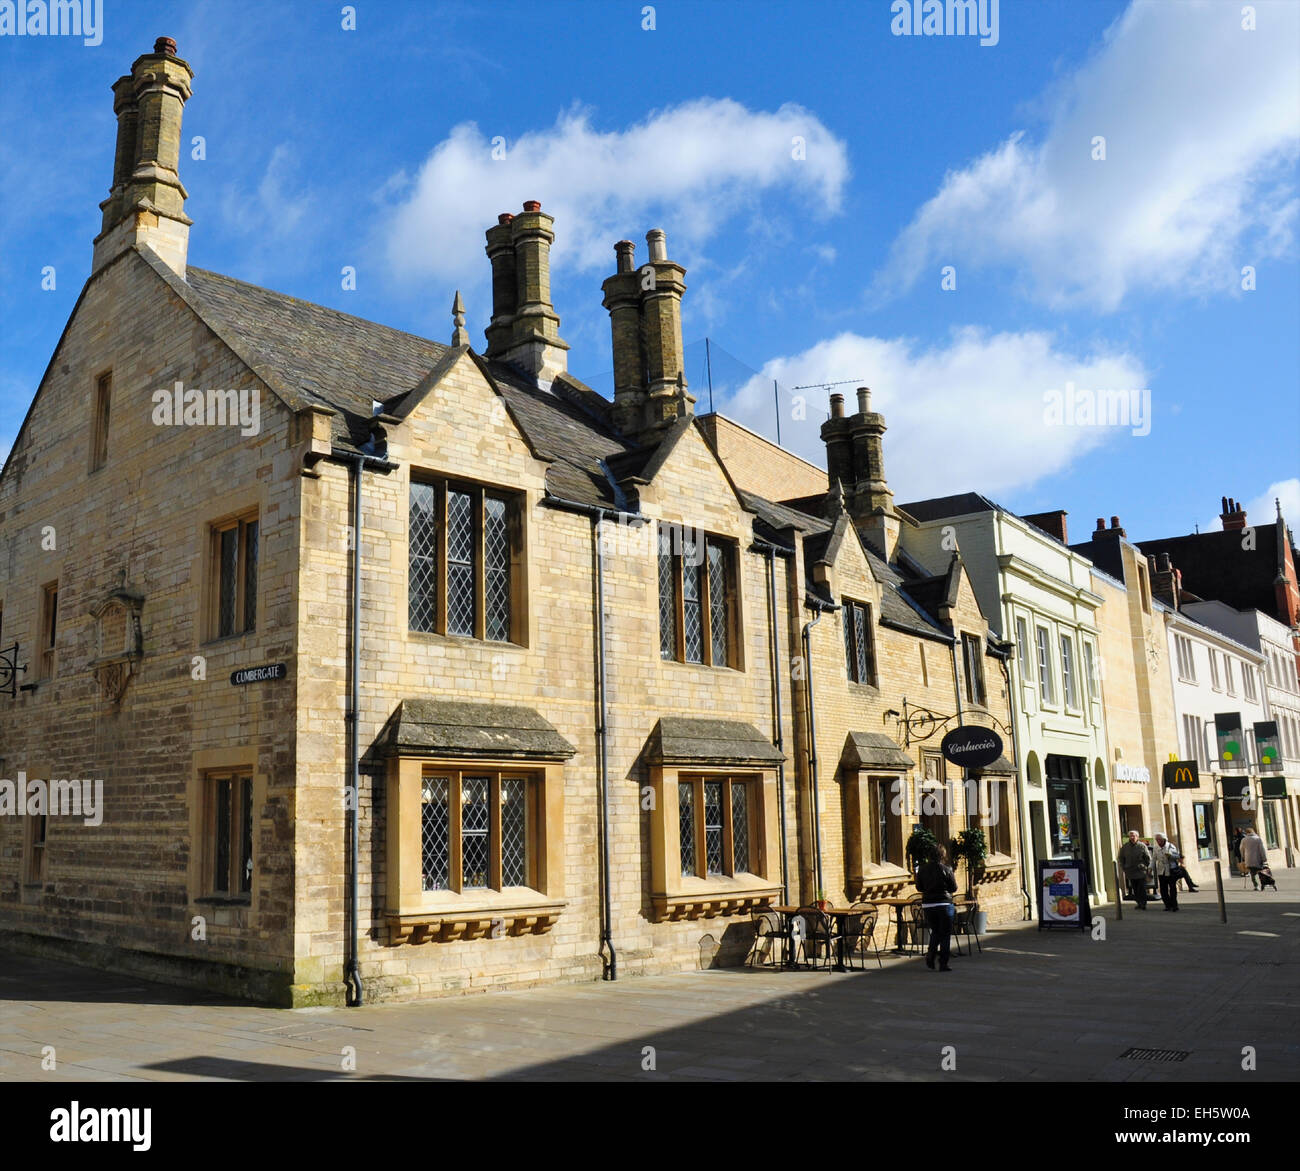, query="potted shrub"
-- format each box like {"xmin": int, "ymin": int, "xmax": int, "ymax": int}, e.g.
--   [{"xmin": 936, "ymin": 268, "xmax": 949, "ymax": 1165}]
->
[
  {"xmin": 954, "ymin": 828, "xmax": 989, "ymax": 898},
  {"xmin": 814, "ymin": 889, "xmax": 829, "ymax": 911},
  {"xmin": 905, "ymin": 826, "xmax": 940, "ymax": 872}
]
